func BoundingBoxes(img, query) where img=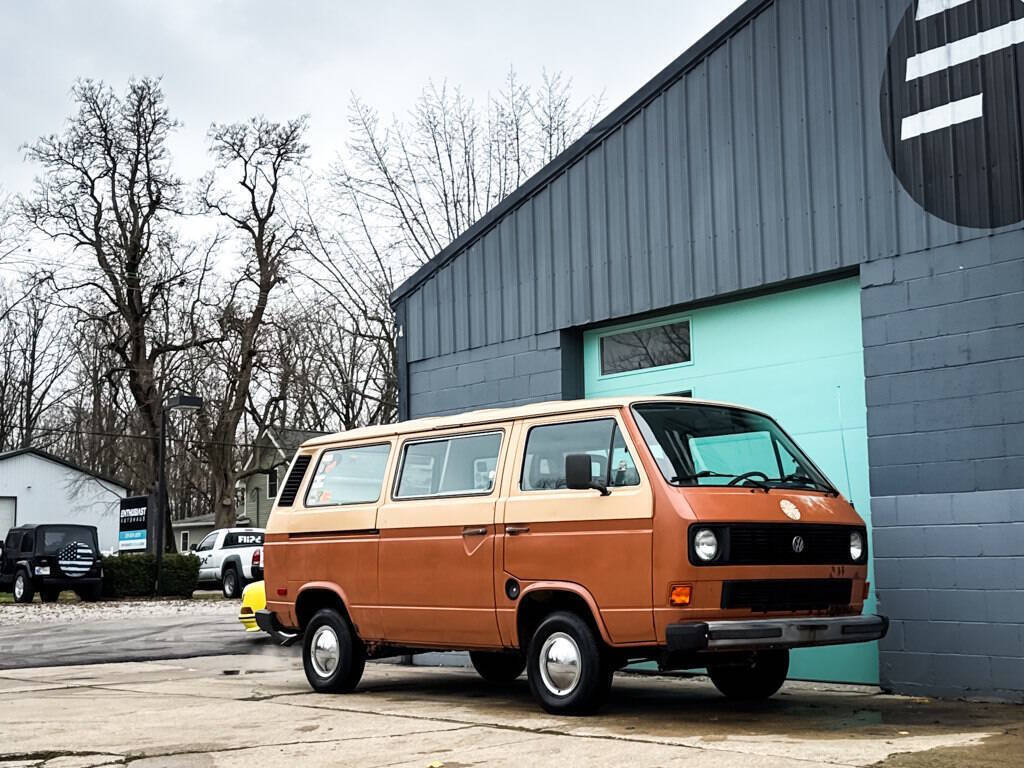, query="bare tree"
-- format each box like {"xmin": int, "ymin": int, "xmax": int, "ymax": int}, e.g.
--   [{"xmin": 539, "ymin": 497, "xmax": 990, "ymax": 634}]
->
[
  {"xmin": 197, "ymin": 116, "xmax": 309, "ymax": 529},
  {"xmin": 21, "ymin": 78, "xmax": 221, "ymax": 550}
]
